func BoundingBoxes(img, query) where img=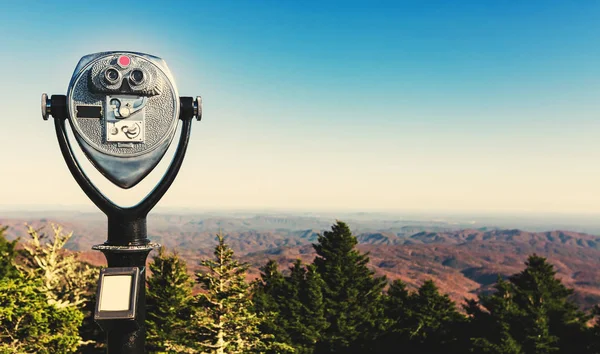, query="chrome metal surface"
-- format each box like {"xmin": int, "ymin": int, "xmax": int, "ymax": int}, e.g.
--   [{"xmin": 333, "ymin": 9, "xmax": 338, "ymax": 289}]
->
[
  {"xmin": 65, "ymin": 51, "xmax": 180, "ymax": 188},
  {"xmin": 92, "ymin": 242, "xmax": 160, "ymax": 252},
  {"xmin": 104, "ymin": 67, "xmax": 122, "ymax": 85},
  {"xmin": 128, "ymin": 69, "xmax": 146, "ymax": 86},
  {"xmin": 41, "ymin": 93, "xmax": 50, "ymax": 120},
  {"xmin": 194, "ymin": 96, "xmax": 202, "ymax": 121},
  {"xmin": 73, "ymin": 128, "xmax": 174, "ymax": 189},
  {"xmin": 105, "ymin": 95, "xmax": 147, "ymax": 143}
]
